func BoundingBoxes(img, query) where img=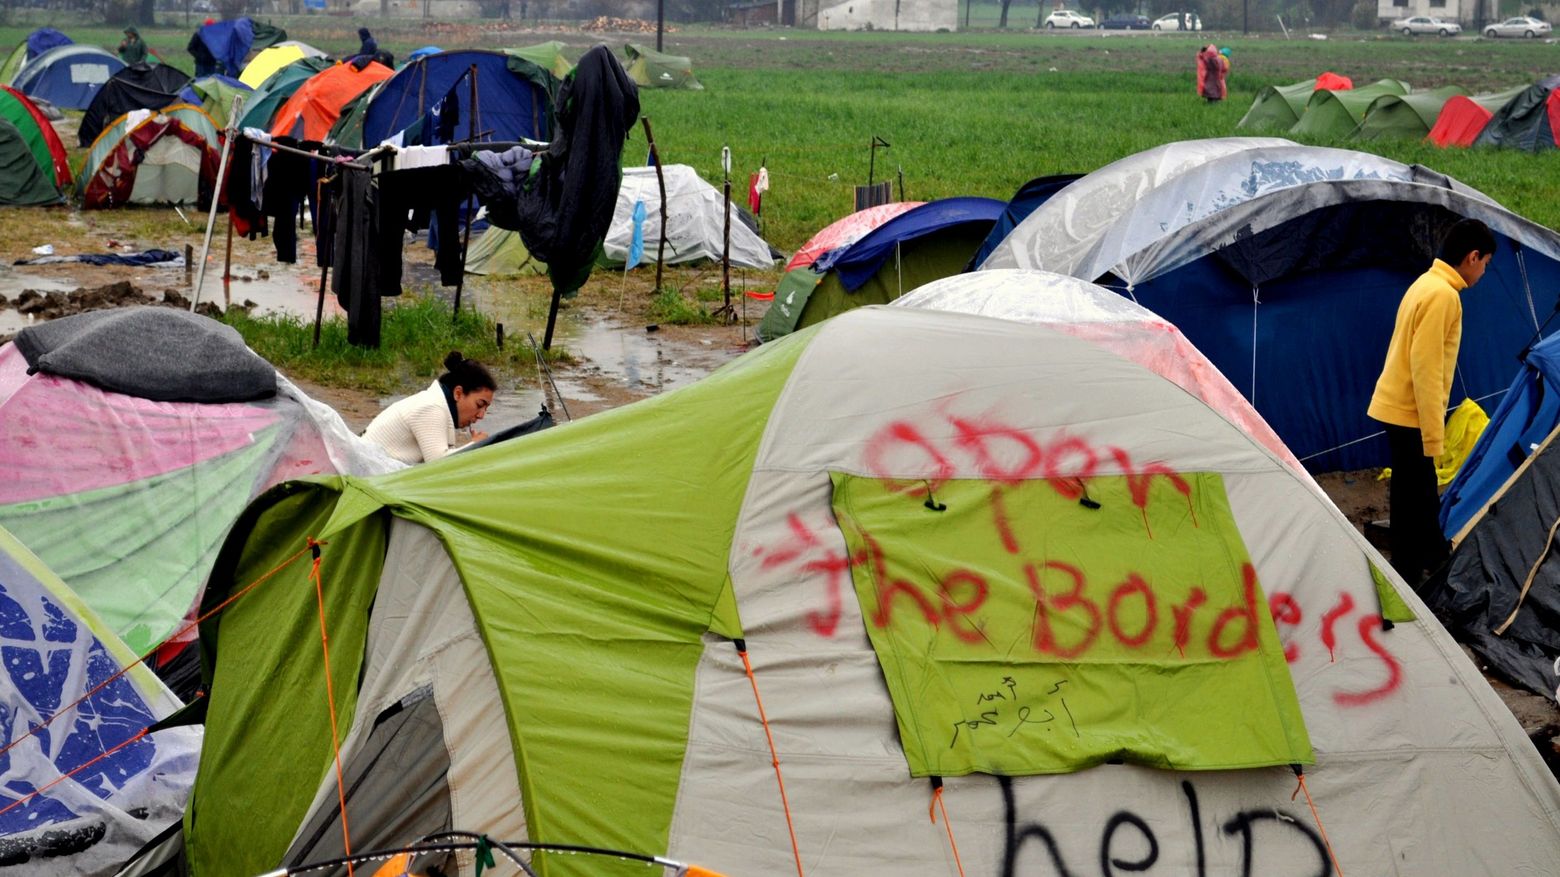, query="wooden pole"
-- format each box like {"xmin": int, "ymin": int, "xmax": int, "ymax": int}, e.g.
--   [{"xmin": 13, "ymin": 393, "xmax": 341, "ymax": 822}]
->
[
  {"xmin": 718, "ymin": 145, "xmax": 732, "ymax": 322},
  {"xmin": 221, "ymin": 214, "xmax": 235, "ymax": 309},
  {"xmin": 190, "ymin": 94, "xmax": 244, "ymax": 313},
  {"xmin": 452, "ymin": 64, "xmax": 479, "ymax": 322},
  {"xmin": 640, "ymin": 116, "xmax": 669, "ymax": 294},
  {"xmin": 313, "ymin": 264, "xmax": 328, "ymax": 349}
]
